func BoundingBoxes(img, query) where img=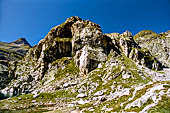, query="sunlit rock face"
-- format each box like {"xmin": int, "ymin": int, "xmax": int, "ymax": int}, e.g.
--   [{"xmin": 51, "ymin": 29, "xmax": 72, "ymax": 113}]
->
[
  {"xmin": 134, "ymin": 30, "xmax": 170, "ymax": 68},
  {"xmin": 71, "ymin": 19, "xmax": 108, "ymax": 74},
  {"xmin": 0, "ymin": 16, "xmax": 170, "ymax": 113}
]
